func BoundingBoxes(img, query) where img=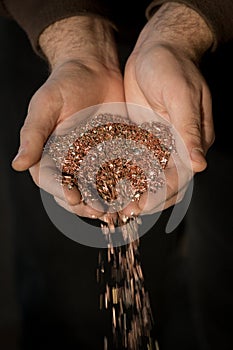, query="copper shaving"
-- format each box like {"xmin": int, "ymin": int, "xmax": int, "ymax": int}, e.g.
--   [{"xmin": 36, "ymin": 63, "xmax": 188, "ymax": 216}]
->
[
  {"xmin": 45, "ymin": 113, "xmax": 176, "ymax": 350},
  {"xmin": 98, "ymin": 217, "xmax": 156, "ymax": 350}
]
